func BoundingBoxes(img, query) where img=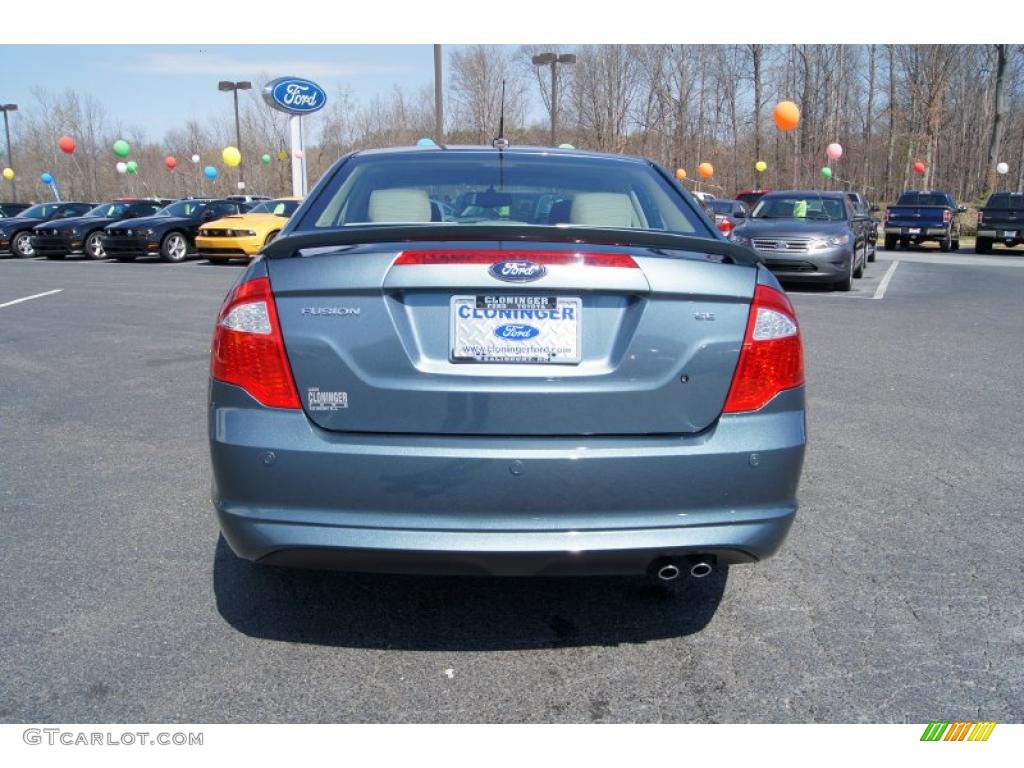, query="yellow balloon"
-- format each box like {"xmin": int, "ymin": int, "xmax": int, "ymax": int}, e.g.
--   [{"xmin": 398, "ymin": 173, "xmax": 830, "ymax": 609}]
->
[
  {"xmin": 675, "ymin": 168, "xmax": 687, "ymax": 181},
  {"xmin": 222, "ymin": 146, "xmax": 242, "ymax": 167},
  {"xmin": 755, "ymin": 160, "xmax": 768, "ymax": 173},
  {"xmin": 2, "ymin": 167, "xmax": 13, "ymax": 181}
]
